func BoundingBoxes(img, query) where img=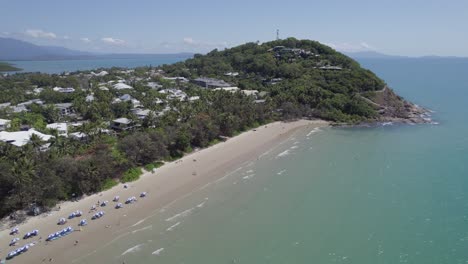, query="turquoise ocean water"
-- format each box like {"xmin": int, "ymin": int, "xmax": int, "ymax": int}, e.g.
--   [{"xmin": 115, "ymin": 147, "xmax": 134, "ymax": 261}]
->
[{"xmin": 30, "ymin": 58, "xmax": 468, "ymax": 263}]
